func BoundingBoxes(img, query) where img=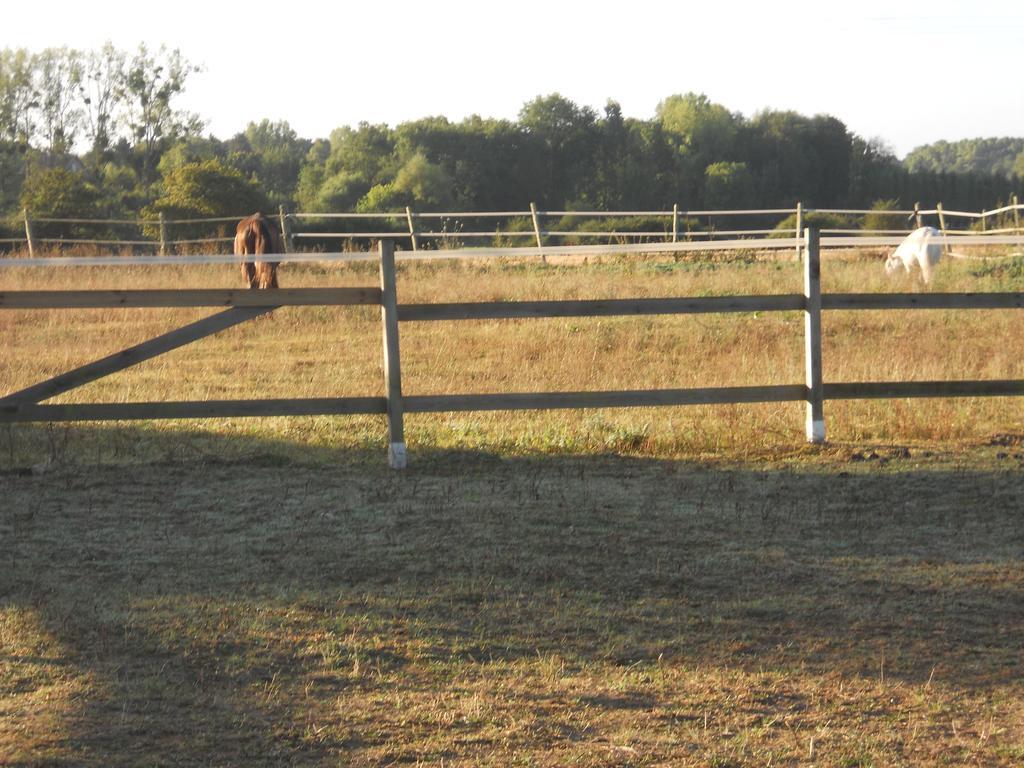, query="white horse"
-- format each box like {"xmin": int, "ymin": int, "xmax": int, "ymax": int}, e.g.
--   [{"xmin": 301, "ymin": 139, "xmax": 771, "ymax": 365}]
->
[{"xmin": 885, "ymin": 226, "xmax": 943, "ymax": 284}]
